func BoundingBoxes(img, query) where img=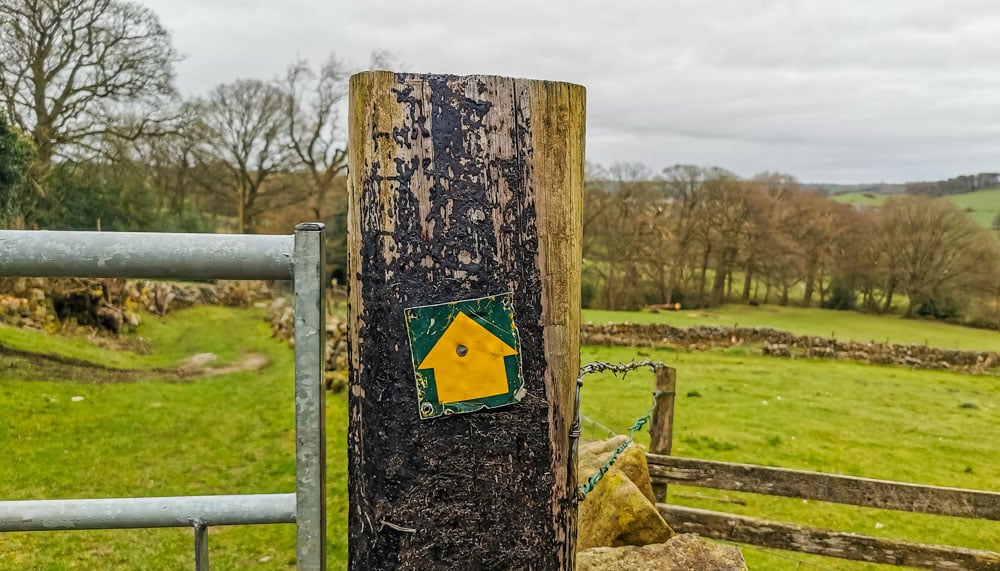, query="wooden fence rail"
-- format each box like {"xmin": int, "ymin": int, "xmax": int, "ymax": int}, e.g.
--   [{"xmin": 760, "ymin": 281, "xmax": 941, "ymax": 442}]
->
[
  {"xmin": 646, "ymin": 454, "xmax": 1000, "ymax": 521},
  {"xmin": 657, "ymin": 504, "xmax": 1000, "ymax": 571},
  {"xmin": 644, "ymin": 366, "xmax": 1000, "ymax": 569}
]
